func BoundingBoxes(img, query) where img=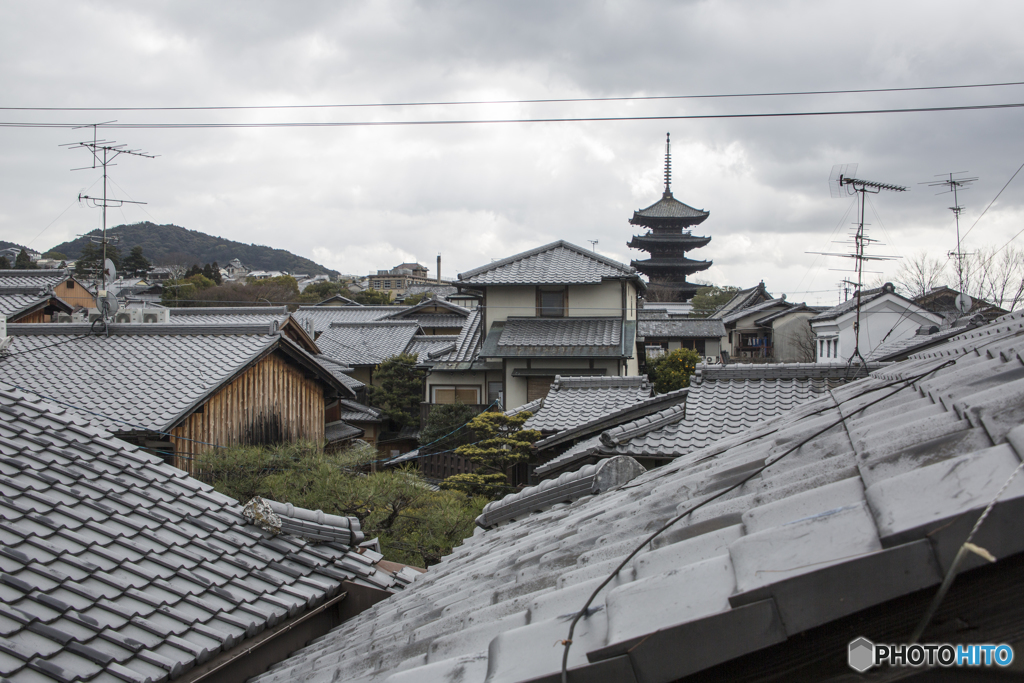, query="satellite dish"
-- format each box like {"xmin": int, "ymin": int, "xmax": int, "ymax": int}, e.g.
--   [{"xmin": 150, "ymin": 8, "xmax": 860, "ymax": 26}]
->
[
  {"xmin": 954, "ymin": 293, "xmax": 973, "ymax": 314},
  {"xmin": 829, "ymin": 163, "xmax": 858, "ymax": 198},
  {"xmin": 103, "ymin": 258, "xmax": 116, "ymax": 283},
  {"xmin": 101, "ymin": 291, "xmax": 118, "ymax": 319}
]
